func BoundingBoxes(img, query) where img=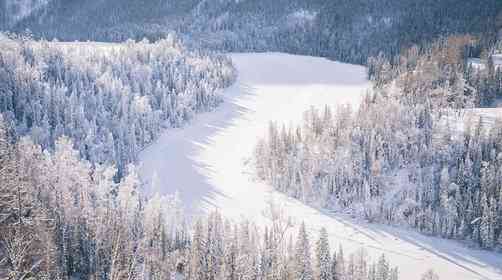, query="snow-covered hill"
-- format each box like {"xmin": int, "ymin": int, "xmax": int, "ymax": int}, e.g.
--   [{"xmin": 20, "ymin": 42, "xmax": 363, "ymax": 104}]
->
[{"xmin": 139, "ymin": 53, "xmax": 502, "ymax": 280}]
